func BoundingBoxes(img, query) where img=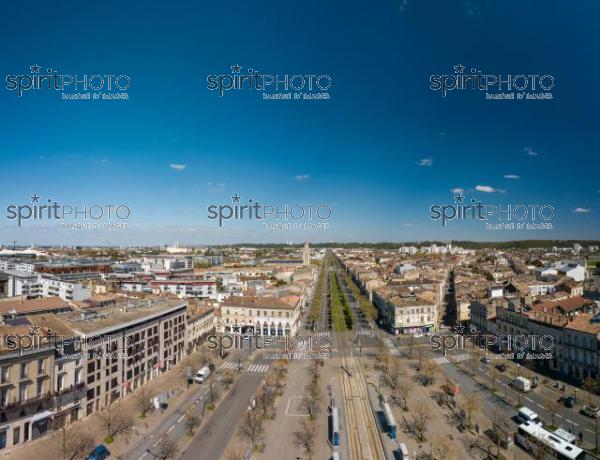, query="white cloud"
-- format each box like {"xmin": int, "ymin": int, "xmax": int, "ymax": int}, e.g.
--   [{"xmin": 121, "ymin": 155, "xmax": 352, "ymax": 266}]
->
[
  {"xmin": 203, "ymin": 182, "xmax": 226, "ymax": 193},
  {"xmin": 170, "ymin": 163, "xmax": 187, "ymax": 171},
  {"xmin": 417, "ymin": 158, "xmax": 433, "ymax": 167},
  {"xmin": 503, "ymin": 174, "xmax": 520, "ymax": 180},
  {"xmin": 450, "ymin": 187, "xmax": 464, "ymax": 194},
  {"xmin": 475, "ymin": 185, "xmax": 505, "ymax": 193},
  {"xmin": 523, "ymin": 147, "xmax": 538, "ymax": 157},
  {"xmin": 295, "ymin": 174, "xmax": 311, "ymax": 182},
  {"xmin": 573, "ymin": 208, "xmax": 591, "ymax": 213}
]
